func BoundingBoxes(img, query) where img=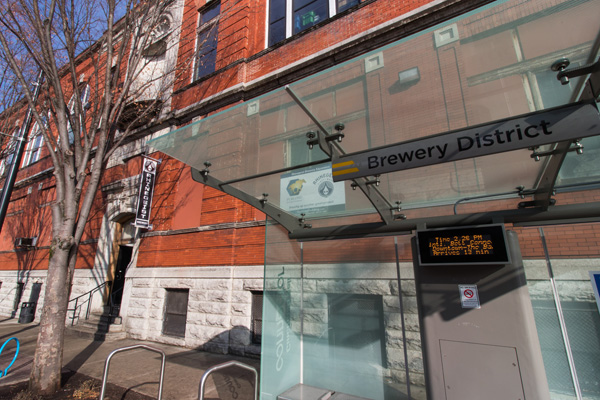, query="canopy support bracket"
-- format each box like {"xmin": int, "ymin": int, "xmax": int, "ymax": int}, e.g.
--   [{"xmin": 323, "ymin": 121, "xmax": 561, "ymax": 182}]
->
[
  {"xmin": 284, "ymin": 86, "xmax": 397, "ymax": 225},
  {"xmin": 191, "ymin": 168, "xmax": 303, "ymax": 233},
  {"xmin": 532, "ymin": 140, "xmax": 575, "ymax": 210}
]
